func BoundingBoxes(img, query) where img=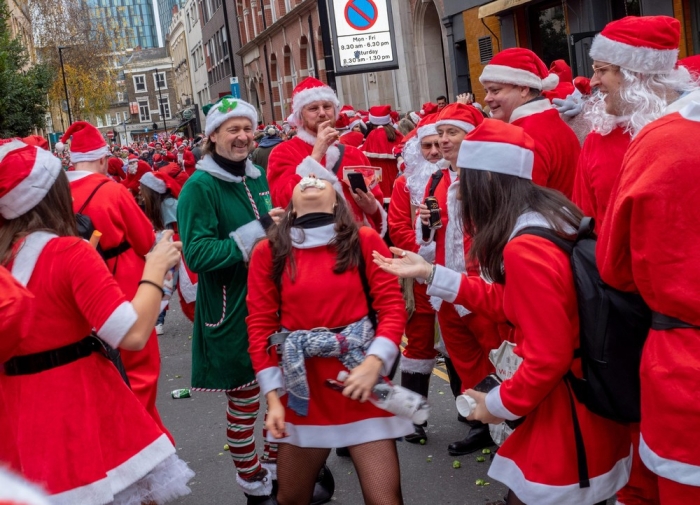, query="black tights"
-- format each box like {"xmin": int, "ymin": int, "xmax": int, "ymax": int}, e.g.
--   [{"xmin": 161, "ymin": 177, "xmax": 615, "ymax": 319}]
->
[
  {"xmin": 276, "ymin": 440, "xmax": 403, "ymax": 505},
  {"xmin": 505, "ymin": 490, "xmax": 607, "ymax": 505}
]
